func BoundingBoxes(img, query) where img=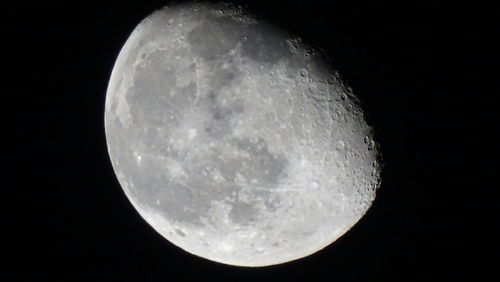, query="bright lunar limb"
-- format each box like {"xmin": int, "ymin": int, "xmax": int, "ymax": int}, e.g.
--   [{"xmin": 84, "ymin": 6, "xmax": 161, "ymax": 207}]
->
[{"xmin": 105, "ymin": 1, "xmax": 381, "ymax": 267}]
